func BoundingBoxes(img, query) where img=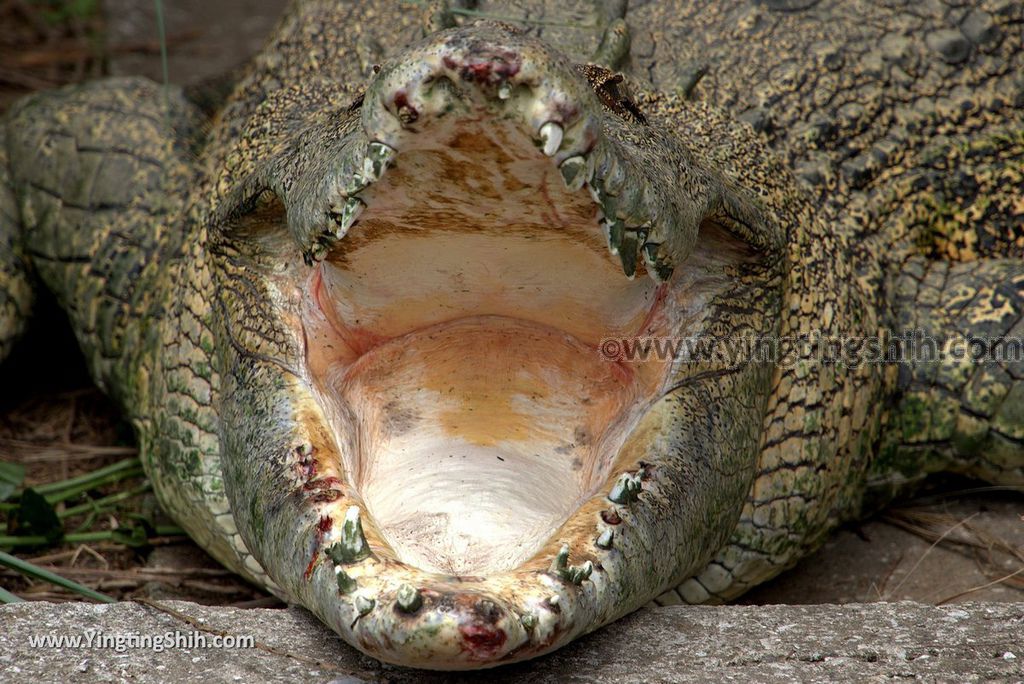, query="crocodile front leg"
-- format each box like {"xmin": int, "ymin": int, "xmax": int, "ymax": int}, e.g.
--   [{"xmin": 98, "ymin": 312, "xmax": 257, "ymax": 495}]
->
[
  {"xmin": 1, "ymin": 78, "xmax": 275, "ymax": 590},
  {"xmin": 875, "ymin": 257, "xmax": 1024, "ymax": 497},
  {"xmin": 0, "ymin": 136, "xmax": 33, "ymax": 364},
  {"xmin": 3, "ymin": 79, "xmax": 199, "ymax": 408}
]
